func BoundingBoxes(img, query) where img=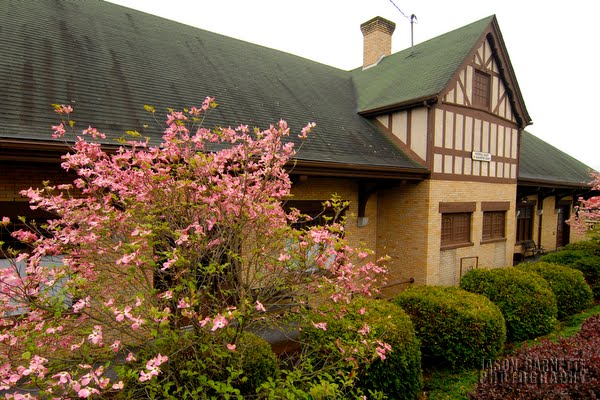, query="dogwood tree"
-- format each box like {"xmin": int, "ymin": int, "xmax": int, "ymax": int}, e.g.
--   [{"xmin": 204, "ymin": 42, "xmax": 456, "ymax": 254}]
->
[
  {"xmin": 0, "ymin": 99, "xmax": 388, "ymax": 398},
  {"xmin": 569, "ymin": 171, "xmax": 600, "ymax": 236}
]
